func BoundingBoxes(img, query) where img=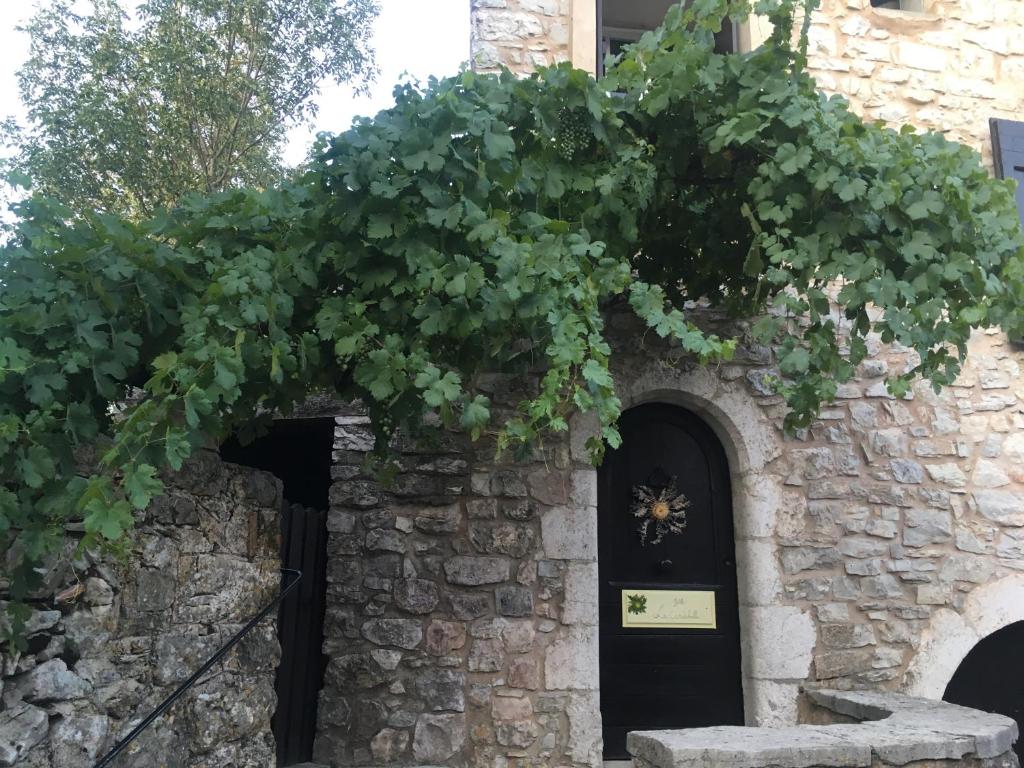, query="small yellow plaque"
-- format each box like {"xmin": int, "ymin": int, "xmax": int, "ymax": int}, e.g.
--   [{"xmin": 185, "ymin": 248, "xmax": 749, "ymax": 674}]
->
[{"xmin": 621, "ymin": 589, "xmax": 717, "ymax": 629}]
